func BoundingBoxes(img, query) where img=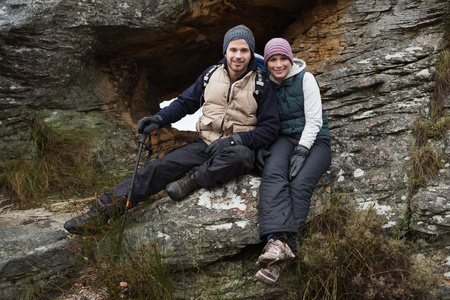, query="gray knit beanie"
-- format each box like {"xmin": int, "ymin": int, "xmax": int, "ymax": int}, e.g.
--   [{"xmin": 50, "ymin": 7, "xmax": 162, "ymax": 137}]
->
[{"xmin": 222, "ymin": 25, "xmax": 255, "ymax": 54}]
